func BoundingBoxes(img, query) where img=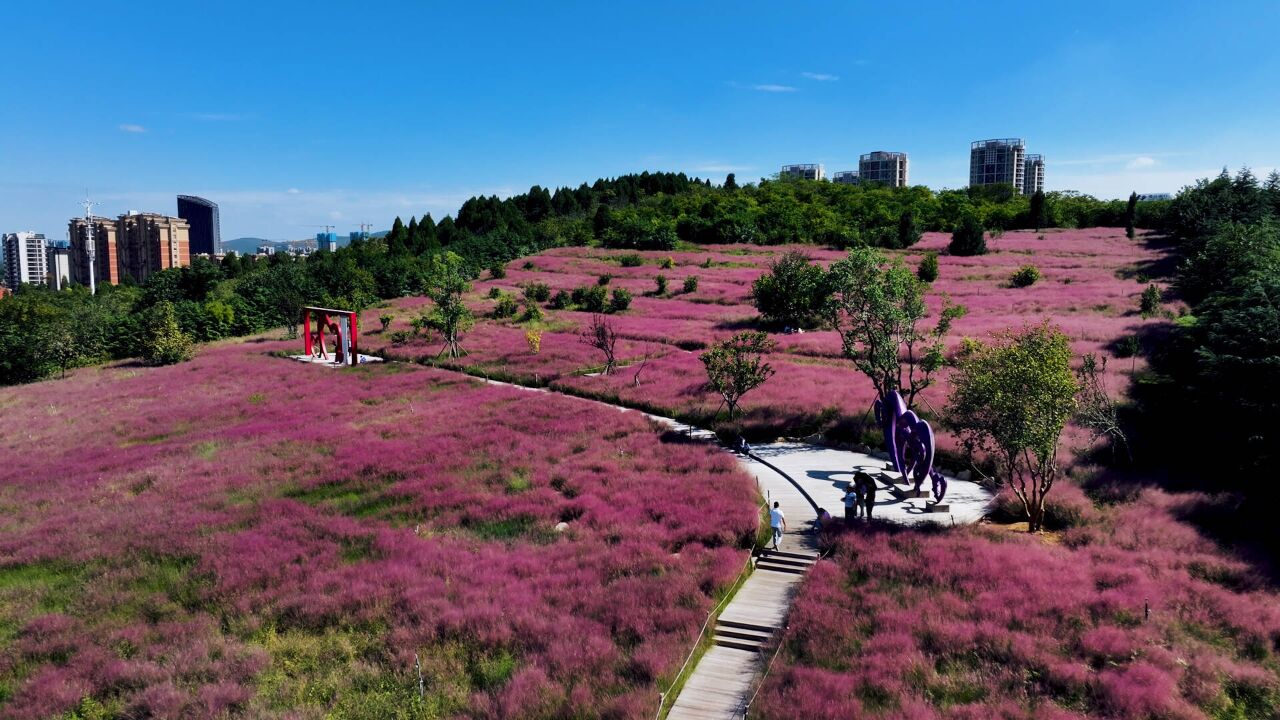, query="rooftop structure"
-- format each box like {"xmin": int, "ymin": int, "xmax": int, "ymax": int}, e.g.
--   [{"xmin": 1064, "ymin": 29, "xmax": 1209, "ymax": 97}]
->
[
  {"xmin": 781, "ymin": 163, "xmax": 825, "ymax": 181},
  {"xmin": 176, "ymin": 195, "xmax": 221, "ymax": 256},
  {"xmin": 859, "ymin": 151, "xmax": 909, "ymax": 187}
]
